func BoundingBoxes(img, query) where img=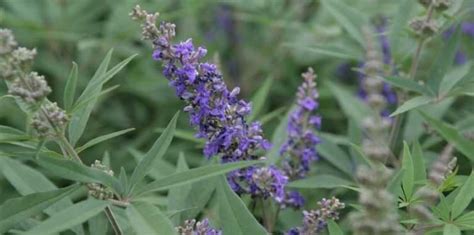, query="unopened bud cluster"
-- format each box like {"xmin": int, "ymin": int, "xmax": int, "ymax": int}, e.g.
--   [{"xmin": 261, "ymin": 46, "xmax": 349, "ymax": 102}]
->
[
  {"xmin": 87, "ymin": 160, "xmax": 115, "ymax": 200},
  {"xmin": 0, "ymin": 29, "xmax": 68, "ymax": 138},
  {"xmin": 410, "ymin": 144, "xmax": 457, "ymax": 222},
  {"xmin": 175, "ymin": 218, "xmax": 222, "ymax": 235},
  {"xmin": 350, "ymin": 165, "xmax": 402, "ymax": 235},
  {"xmin": 287, "ymin": 197, "xmax": 345, "ymax": 235},
  {"xmin": 361, "ymin": 29, "xmax": 392, "ymax": 162},
  {"xmin": 410, "ymin": 0, "xmax": 452, "ymax": 37}
]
